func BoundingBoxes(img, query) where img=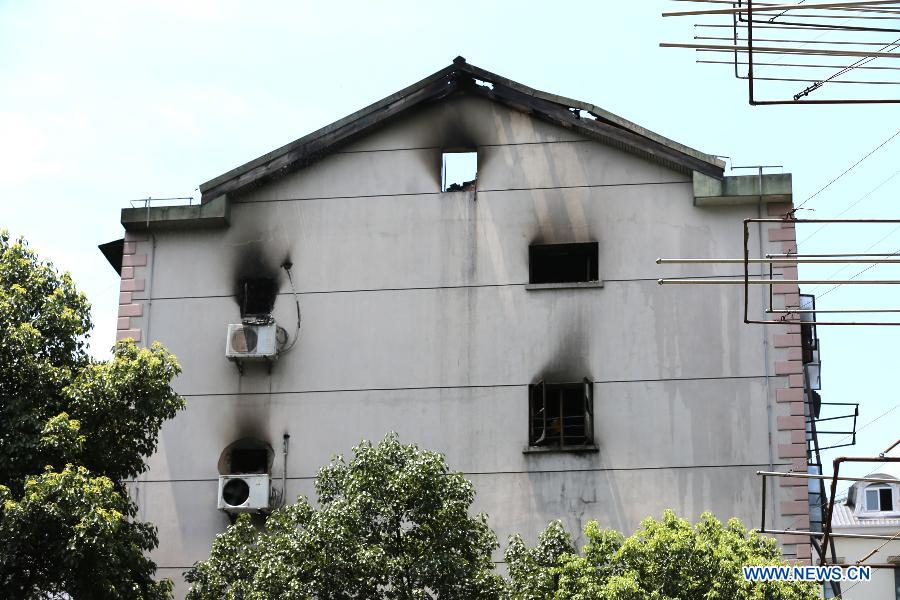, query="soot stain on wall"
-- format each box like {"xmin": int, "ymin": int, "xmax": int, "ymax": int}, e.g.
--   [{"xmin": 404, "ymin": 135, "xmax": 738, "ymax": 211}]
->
[
  {"xmin": 231, "ymin": 242, "xmax": 290, "ymax": 317},
  {"xmin": 535, "ymin": 319, "xmax": 592, "ymax": 383}
]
